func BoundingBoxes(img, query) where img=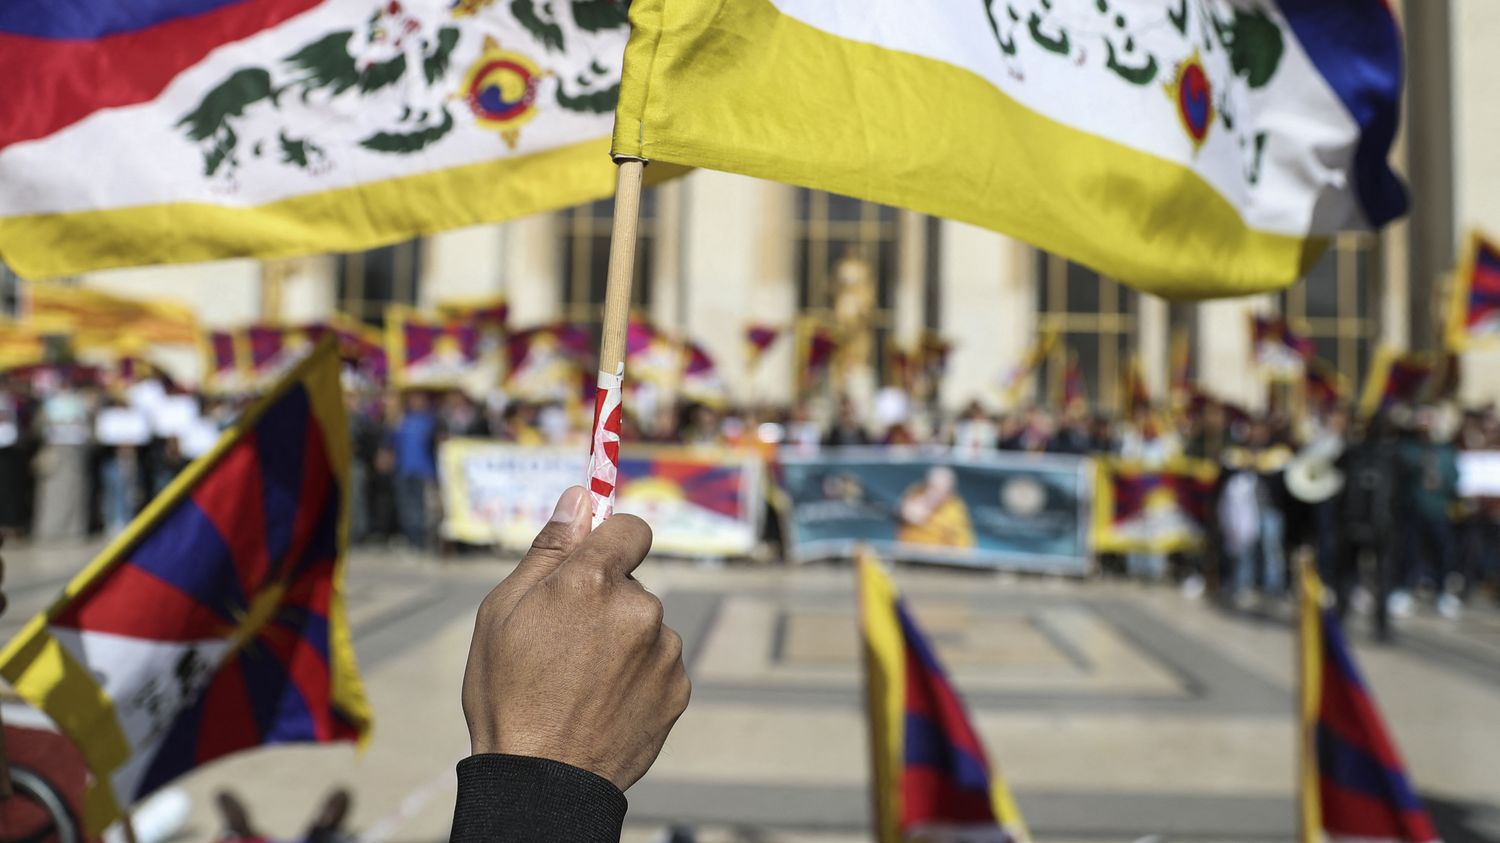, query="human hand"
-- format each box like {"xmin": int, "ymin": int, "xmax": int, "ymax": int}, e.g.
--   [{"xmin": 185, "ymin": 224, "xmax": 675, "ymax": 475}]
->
[{"xmin": 461, "ymin": 487, "xmax": 690, "ymax": 791}]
